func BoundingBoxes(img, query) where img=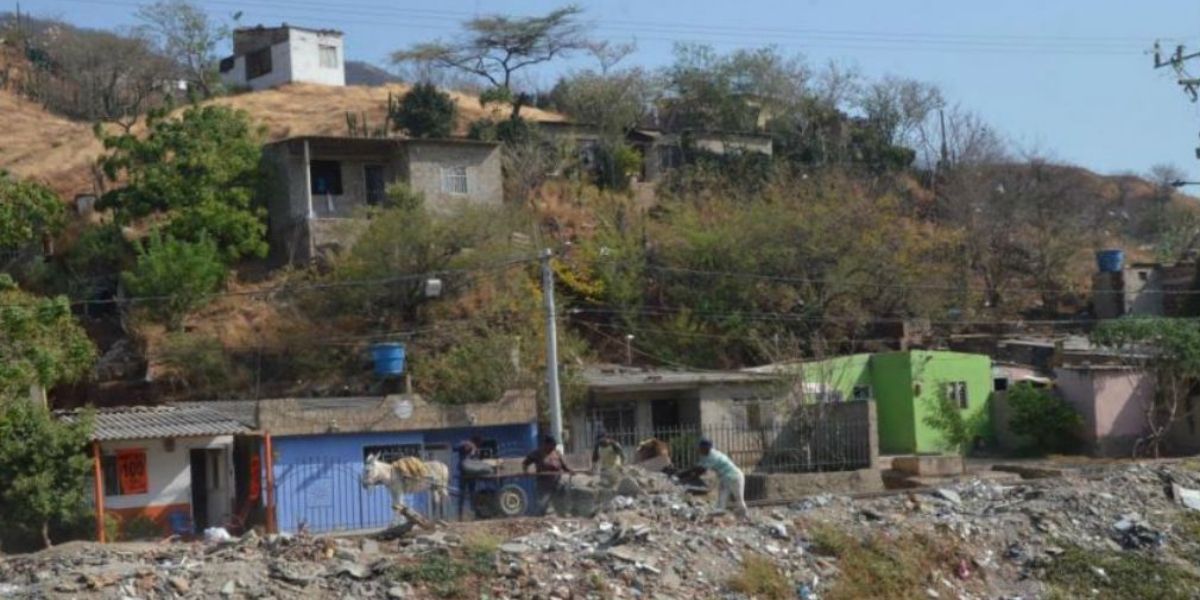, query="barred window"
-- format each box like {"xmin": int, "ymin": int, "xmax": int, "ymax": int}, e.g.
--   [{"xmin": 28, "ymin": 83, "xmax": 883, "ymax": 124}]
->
[
  {"xmin": 246, "ymin": 48, "xmax": 272, "ymax": 79},
  {"xmin": 946, "ymin": 381, "xmax": 969, "ymax": 408},
  {"xmin": 441, "ymin": 166, "xmax": 468, "ymax": 195}
]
